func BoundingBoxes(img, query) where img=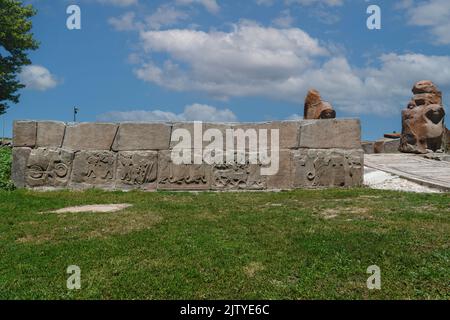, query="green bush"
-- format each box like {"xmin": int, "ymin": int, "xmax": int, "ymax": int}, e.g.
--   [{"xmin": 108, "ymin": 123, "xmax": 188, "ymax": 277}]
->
[{"xmin": 0, "ymin": 147, "xmax": 15, "ymax": 190}]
